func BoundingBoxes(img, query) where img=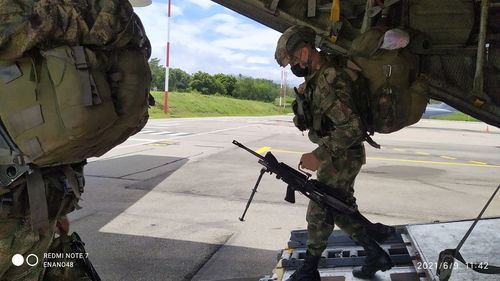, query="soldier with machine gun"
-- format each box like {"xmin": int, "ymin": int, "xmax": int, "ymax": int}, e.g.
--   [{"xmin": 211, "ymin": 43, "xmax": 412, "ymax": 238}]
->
[{"xmin": 274, "ymin": 25, "xmax": 394, "ymax": 280}]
